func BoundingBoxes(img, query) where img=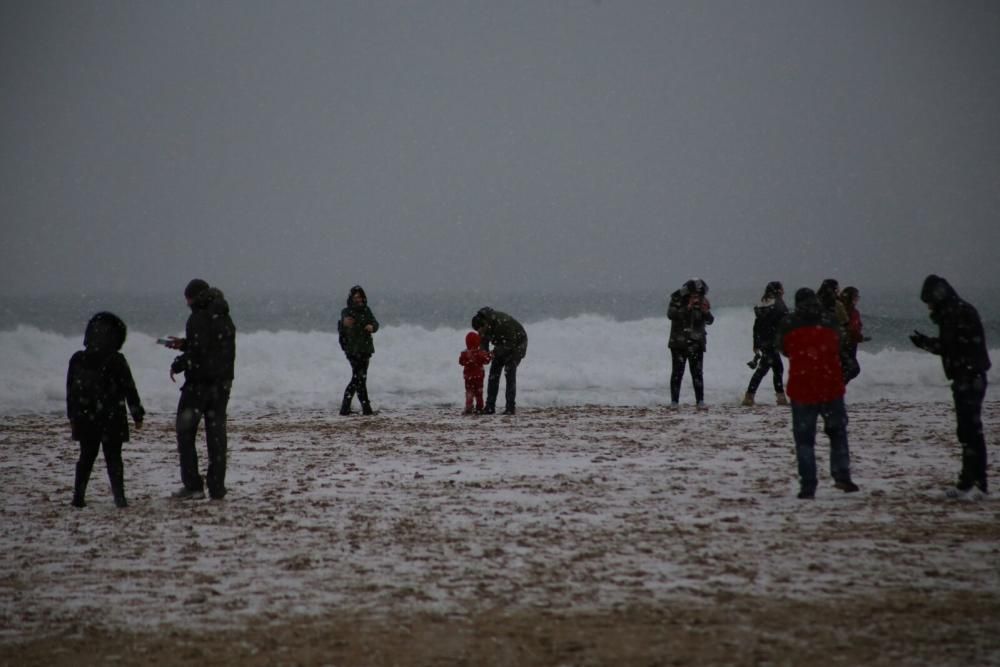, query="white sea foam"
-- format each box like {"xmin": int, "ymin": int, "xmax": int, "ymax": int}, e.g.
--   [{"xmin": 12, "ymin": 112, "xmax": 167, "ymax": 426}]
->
[{"xmin": 1, "ymin": 308, "xmax": 990, "ymax": 415}]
